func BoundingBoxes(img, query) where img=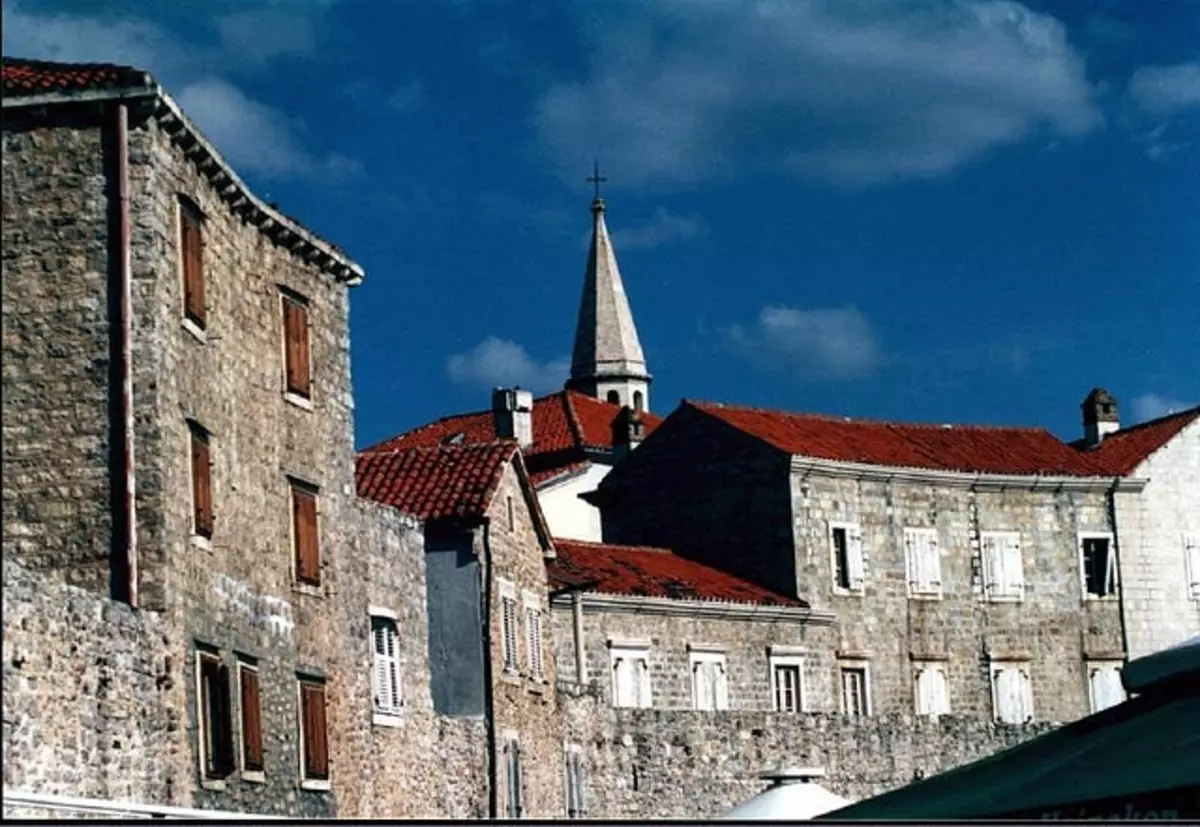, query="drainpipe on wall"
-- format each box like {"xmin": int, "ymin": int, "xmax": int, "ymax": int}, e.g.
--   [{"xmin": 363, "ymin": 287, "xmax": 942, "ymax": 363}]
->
[
  {"xmin": 109, "ymin": 101, "xmax": 138, "ymax": 607},
  {"xmin": 572, "ymin": 590, "xmax": 587, "ymax": 684},
  {"xmin": 480, "ymin": 520, "xmax": 497, "ymax": 819}
]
